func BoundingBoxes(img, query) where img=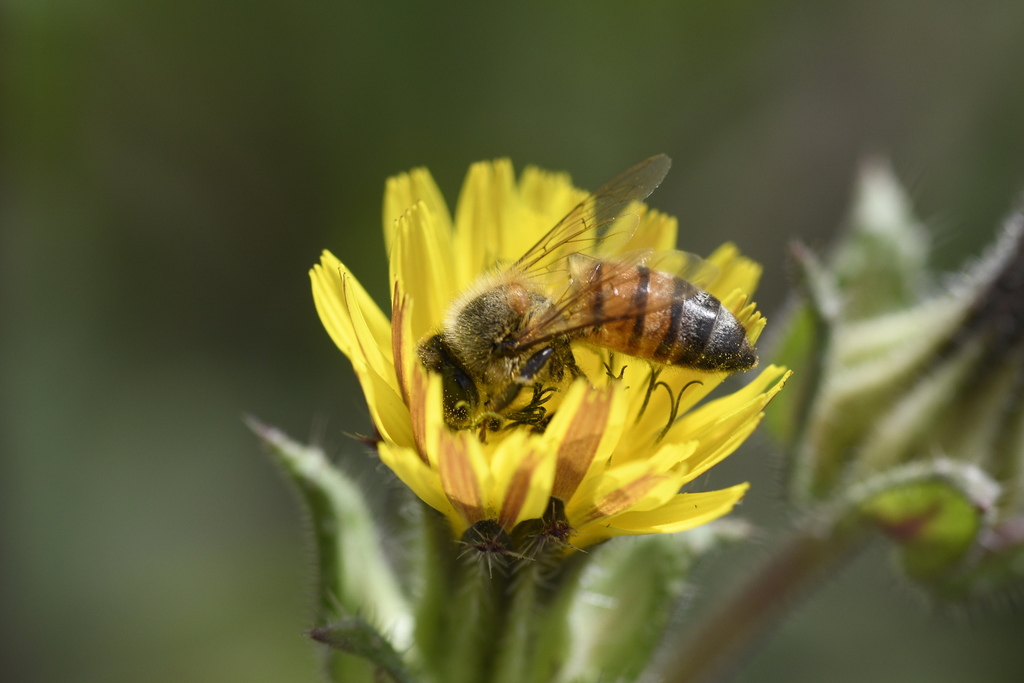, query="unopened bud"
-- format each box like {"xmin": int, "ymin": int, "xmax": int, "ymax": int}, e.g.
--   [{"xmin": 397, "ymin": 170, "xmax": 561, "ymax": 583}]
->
[{"xmin": 772, "ymin": 161, "xmax": 1024, "ymax": 599}]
